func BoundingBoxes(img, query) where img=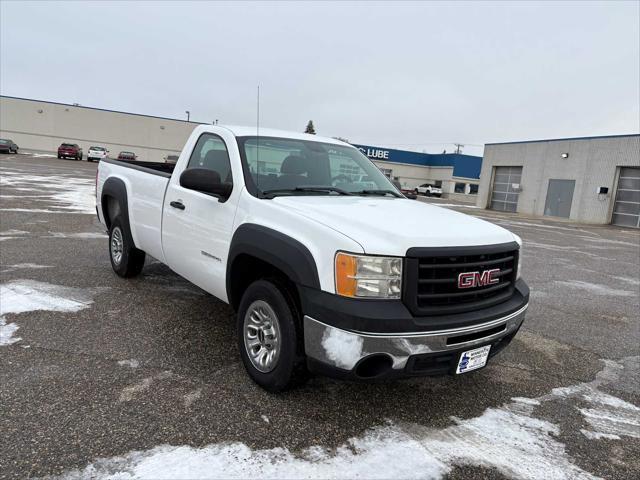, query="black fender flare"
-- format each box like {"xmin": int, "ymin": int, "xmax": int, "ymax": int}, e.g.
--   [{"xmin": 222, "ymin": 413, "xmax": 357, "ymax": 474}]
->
[
  {"xmin": 226, "ymin": 223, "xmax": 321, "ymax": 303},
  {"xmin": 101, "ymin": 177, "xmax": 130, "ymax": 231}
]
